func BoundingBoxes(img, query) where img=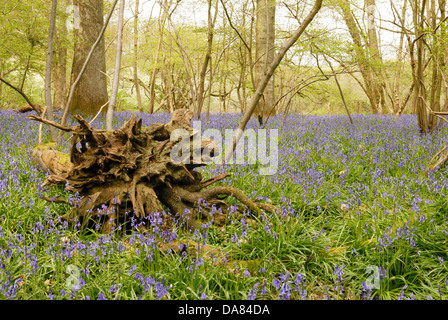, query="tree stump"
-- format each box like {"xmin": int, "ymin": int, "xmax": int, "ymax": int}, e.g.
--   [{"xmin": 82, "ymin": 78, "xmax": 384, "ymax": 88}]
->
[{"xmin": 30, "ymin": 109, "xmax": 278, "ymax": 233}]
